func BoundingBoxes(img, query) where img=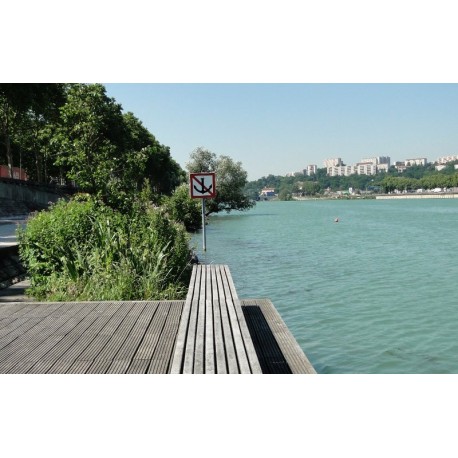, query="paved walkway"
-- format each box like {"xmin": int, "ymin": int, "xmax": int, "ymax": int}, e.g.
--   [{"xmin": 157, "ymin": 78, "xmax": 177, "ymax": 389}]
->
[
  {"xmin": 0, "ymin": 215, "xmax": 27, "ymax": 247},
  {"xmin": 0, "ymin": 280, "xmax": 32, "ymax": 303}
]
